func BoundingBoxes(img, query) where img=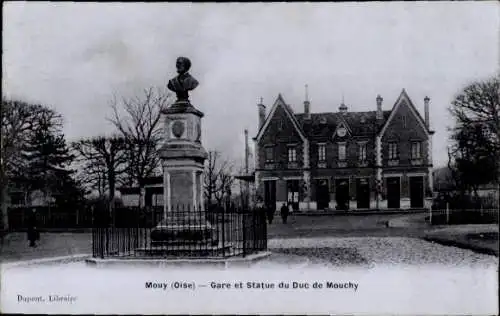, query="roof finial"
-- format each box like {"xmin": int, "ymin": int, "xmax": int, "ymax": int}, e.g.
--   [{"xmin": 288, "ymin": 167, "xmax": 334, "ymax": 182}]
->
[
  {"xmin": 259, "ymin": 97, "xmax": 263, "ymax": 104},
  {"xmin": 305, "ymin": 84, "xmax": 309, "ymax": 102},
  {"xmin": 339, "ymin": 92, "xmax": 348, "ymax": 113}
]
